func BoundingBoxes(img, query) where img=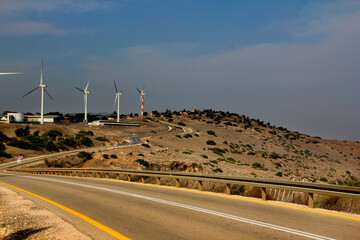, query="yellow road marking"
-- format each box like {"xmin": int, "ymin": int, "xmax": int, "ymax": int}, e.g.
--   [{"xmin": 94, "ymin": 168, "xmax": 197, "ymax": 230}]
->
[
  {"xmin": 0, "ymin": 181, "xmax": 131, "ymax": 240},
  {"xmin": 6, "ymin": 172, "xmax": 360, "ymax": 221}
]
